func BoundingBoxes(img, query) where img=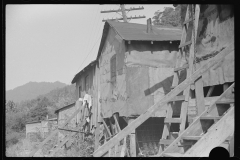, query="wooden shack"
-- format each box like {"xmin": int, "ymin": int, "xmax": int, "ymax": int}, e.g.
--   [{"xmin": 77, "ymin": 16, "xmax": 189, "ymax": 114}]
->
[
  {"xmin": 71, "ymin": 60, "xmax": 99, "ymax": 134},
  {"xmin": 55, "ymin": 102, "xmax": 78, "ymax": 140},
  {"xmin": 71, "ymin": 20, "xmax": 183, "ymax": 154}
]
